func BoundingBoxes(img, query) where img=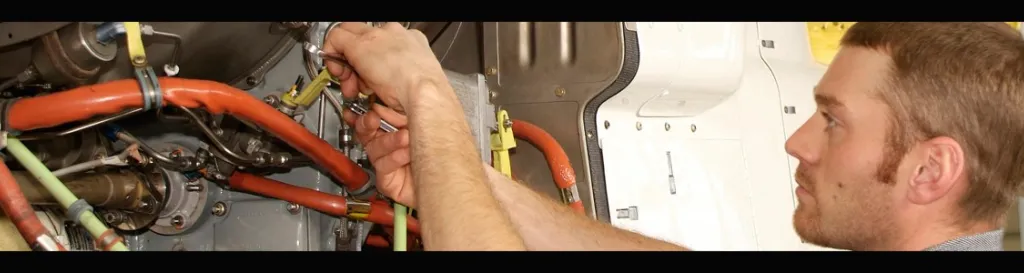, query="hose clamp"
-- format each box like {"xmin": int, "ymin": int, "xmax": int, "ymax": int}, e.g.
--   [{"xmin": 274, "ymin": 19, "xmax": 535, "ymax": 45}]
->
[
  {"xmin": 66, "ymin": 198, "xmax": 94, "ymax": 225},
  {"xmin": 31, "ymin": 234, "xmax": 63, "ymax": 251},
  {"xmin": 0, "ymin": 97, "xmax": 22, "ymax": 137},
  {"xmin": 559, "ymin": 184, "xmax": 581, "ymax": 204},
  {"xmin": 133, "ymin": 66, "xmax": 163, "ymax": 111},
  {"xmin": 95, "ymin": 229, "xmax": 124, "ymax": 251},
  {"xmin": 348, "ymin": 170, "xmax": 377, "ymax": 200}
]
